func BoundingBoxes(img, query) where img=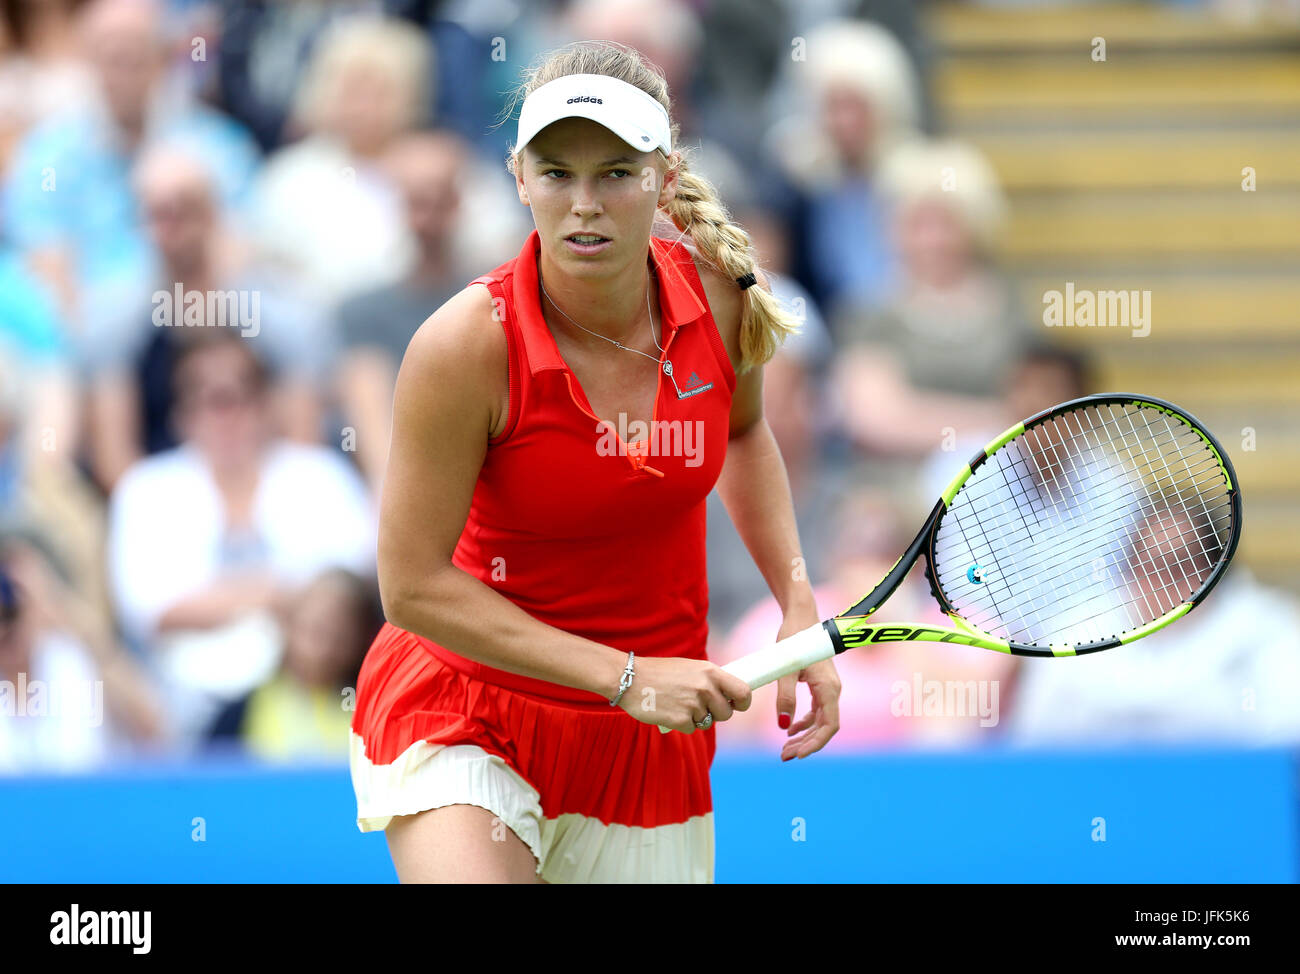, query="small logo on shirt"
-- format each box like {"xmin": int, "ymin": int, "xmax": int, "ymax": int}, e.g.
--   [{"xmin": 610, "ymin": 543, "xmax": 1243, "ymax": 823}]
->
[{"xmin": 677, "ymin": 371, "xmax": 713, "ymax": 400}]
